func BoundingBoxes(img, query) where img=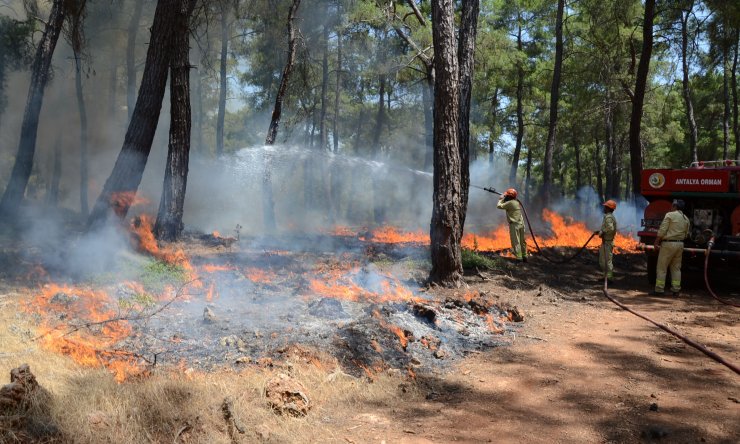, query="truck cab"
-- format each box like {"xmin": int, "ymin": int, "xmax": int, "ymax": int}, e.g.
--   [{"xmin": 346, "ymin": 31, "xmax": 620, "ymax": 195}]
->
[{"xmin": 639, "ymin": 160, "xmax": 740, "ymax": 283}]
